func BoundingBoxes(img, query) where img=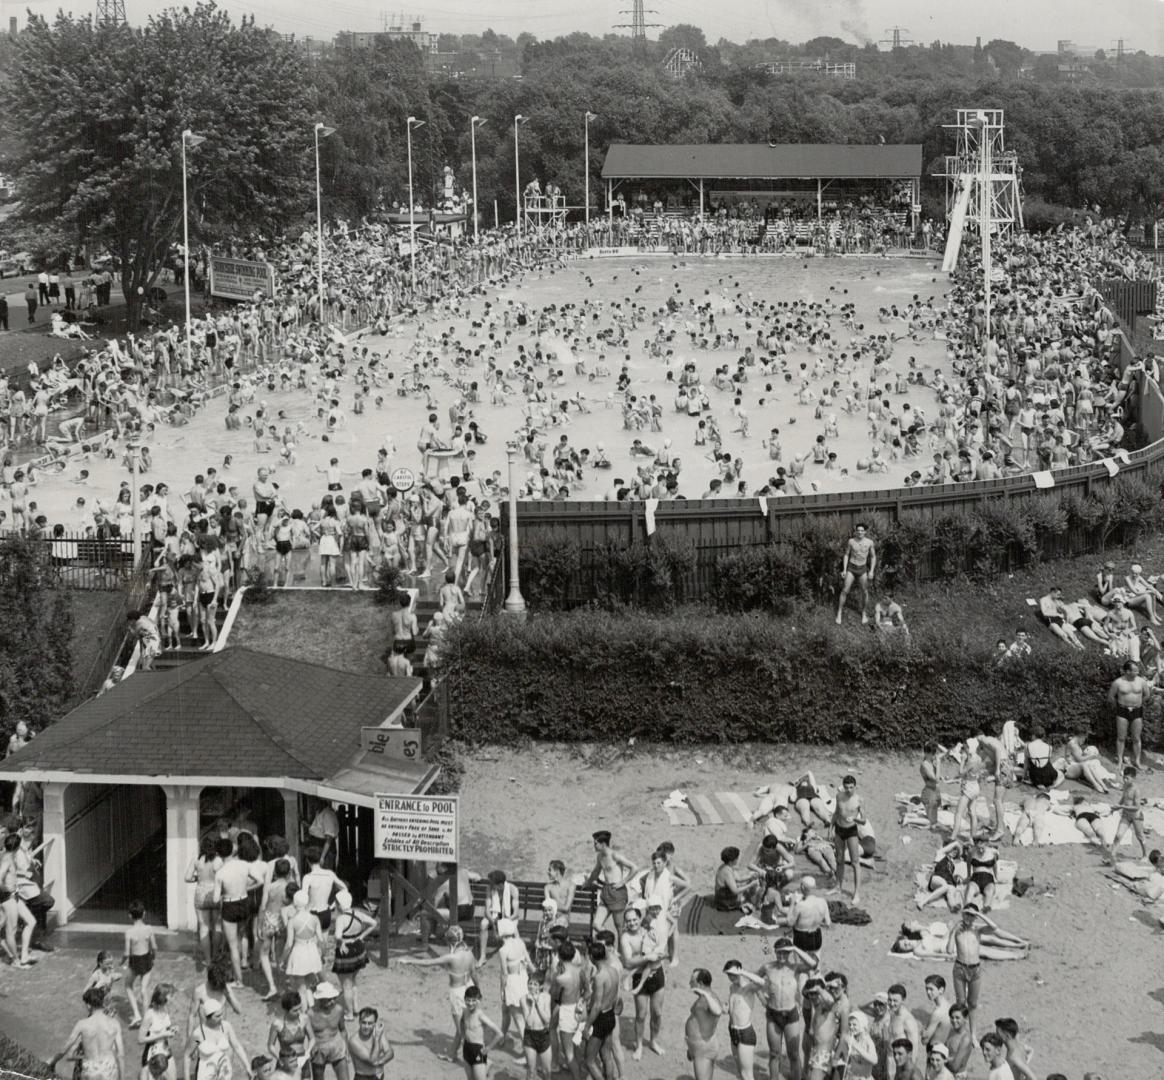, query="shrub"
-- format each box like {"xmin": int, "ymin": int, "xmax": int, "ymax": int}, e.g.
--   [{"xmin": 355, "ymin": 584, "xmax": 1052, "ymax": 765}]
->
[
  {"xmin": 518, "ymin": 532, "xmax": 581, "ymax": 611},
  {"xmin": 438, "ymin": 608, "xmax": 1132, "ymax": 750},
  {"xmin": 0, "ymin": 1030, "xmax": 54, "ymax": 1080},
  {"xmin": 373, "ymin": 559, "xmax": 405, "ymax": 606}
]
